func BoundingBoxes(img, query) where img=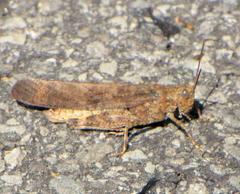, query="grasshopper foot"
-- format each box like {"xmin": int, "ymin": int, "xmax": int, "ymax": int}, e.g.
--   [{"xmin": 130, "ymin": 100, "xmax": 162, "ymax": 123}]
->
[{"xmin": 110, "ymin": 127, "xmax": 129, "ymax": 157}]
